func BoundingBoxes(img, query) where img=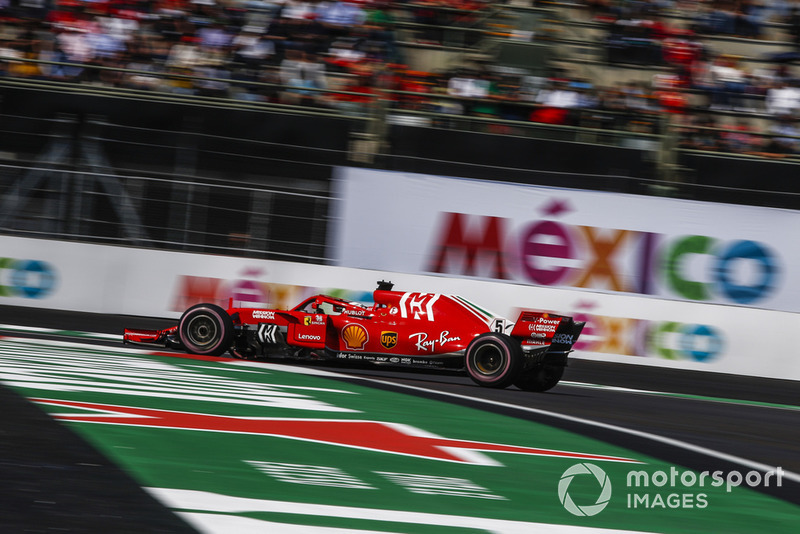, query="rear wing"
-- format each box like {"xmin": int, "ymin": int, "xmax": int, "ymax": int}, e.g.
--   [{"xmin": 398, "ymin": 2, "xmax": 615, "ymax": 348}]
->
[{"xmin": 510, "ymin": 311, "xmax": 585, "ymax": 350}]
